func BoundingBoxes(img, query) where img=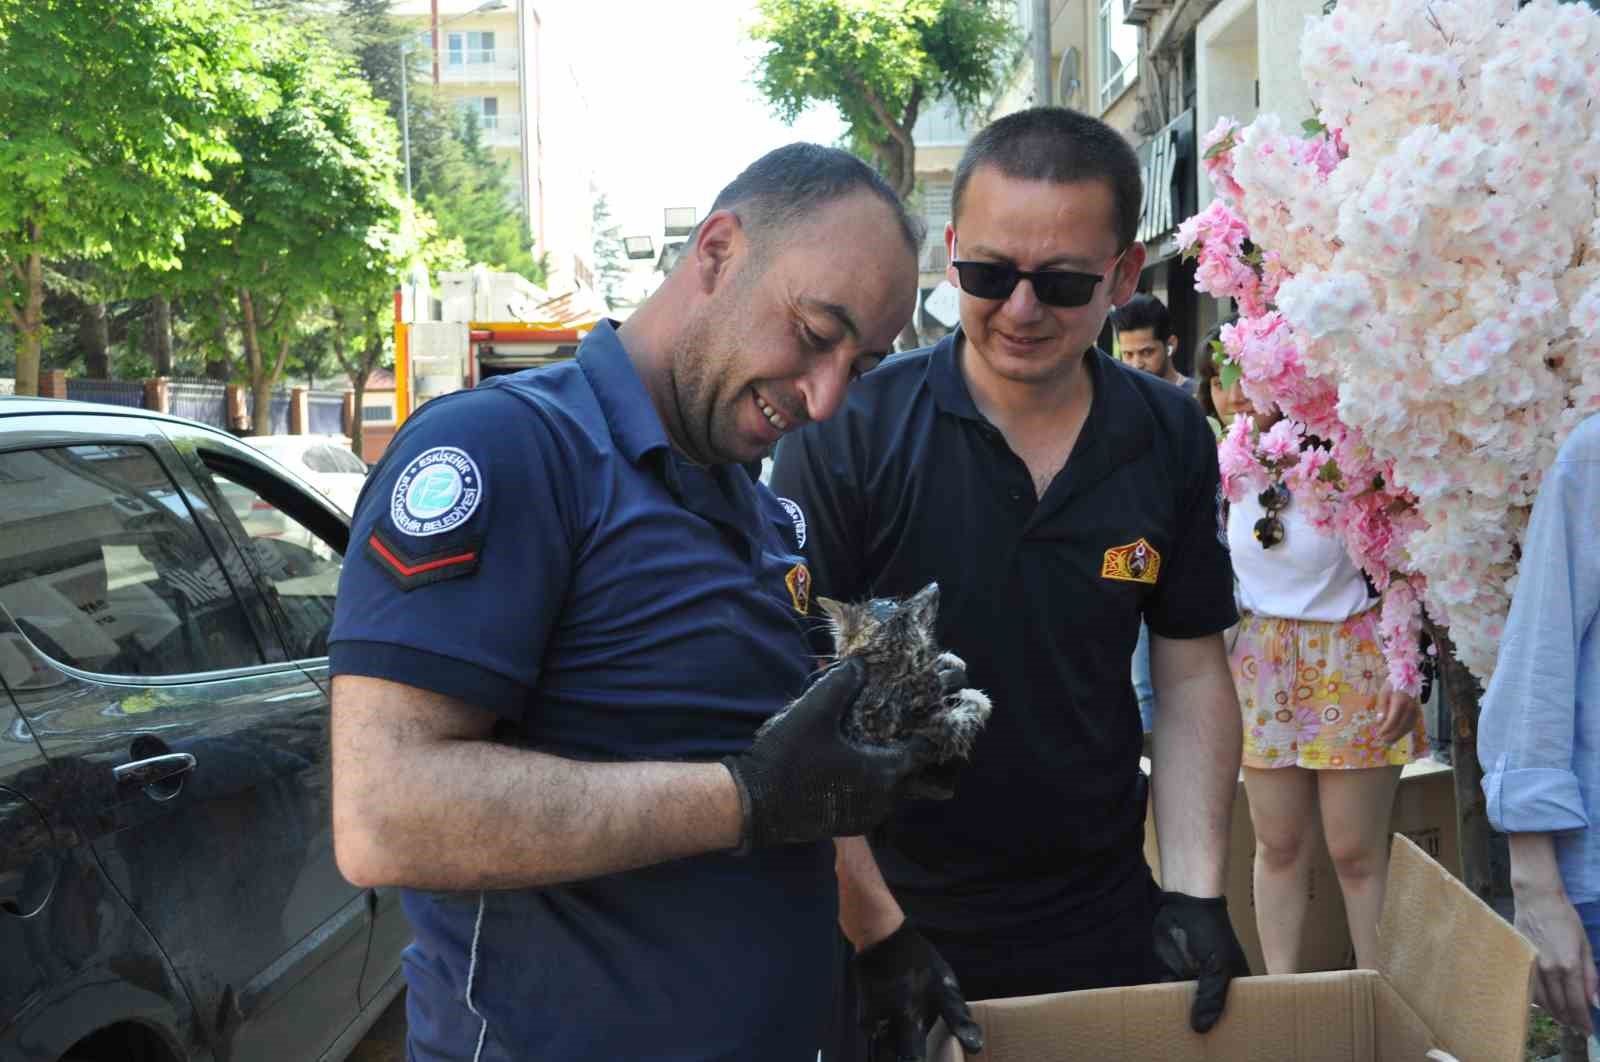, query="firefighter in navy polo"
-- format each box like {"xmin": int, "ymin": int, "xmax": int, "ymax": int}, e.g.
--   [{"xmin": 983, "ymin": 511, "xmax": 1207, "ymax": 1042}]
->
[{"xmin": 327, "ymin": 145, "xmax": 950, "ymax": 1062}]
